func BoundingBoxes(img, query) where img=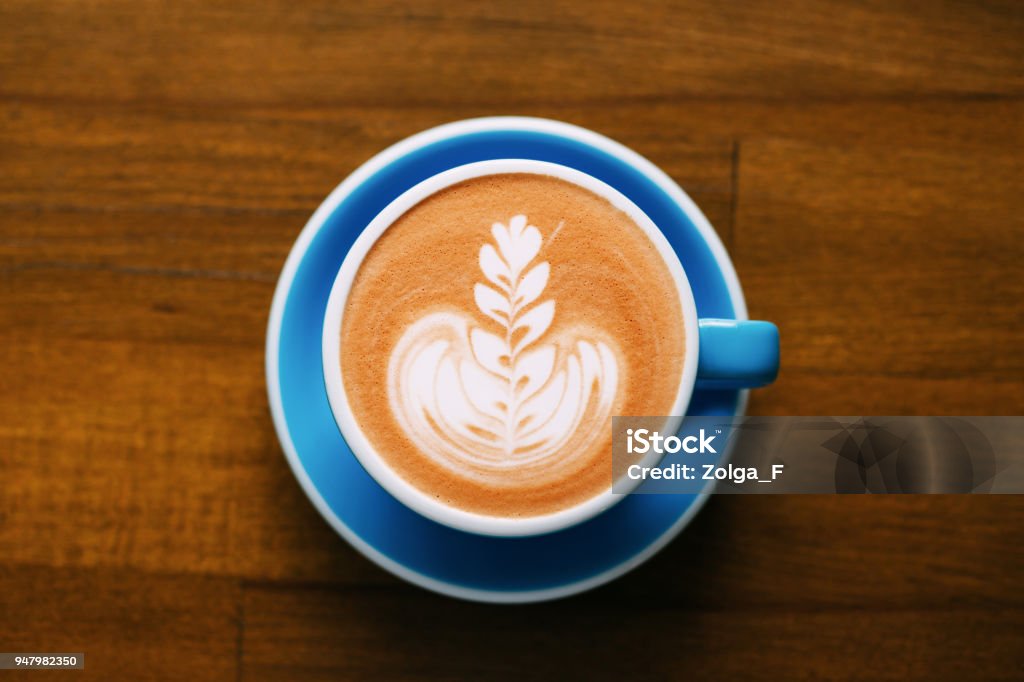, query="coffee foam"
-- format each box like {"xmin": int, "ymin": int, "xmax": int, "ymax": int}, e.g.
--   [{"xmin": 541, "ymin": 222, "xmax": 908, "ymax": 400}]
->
[{"xmin": 340, "ymin": 174, "xmax": 685, "ymax": 518}]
